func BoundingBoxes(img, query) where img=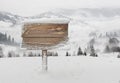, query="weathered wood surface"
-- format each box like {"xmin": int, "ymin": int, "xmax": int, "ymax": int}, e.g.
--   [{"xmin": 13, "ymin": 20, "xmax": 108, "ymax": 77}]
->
[{"xmin": 22, "ymin": 23, "xmax": 68, "ymax": 48}]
